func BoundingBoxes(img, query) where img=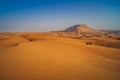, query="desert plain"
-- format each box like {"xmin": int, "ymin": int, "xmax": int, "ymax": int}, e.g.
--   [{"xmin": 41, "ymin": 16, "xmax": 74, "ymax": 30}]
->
[{"xmin": 0, "ymin": 25, "xmax": 120, "ymax": 80}]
